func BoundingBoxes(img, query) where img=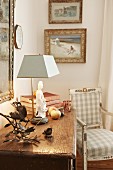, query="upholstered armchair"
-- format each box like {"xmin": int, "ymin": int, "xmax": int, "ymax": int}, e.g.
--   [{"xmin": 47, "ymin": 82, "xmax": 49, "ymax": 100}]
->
[{"xmin": 69, "ymin": 87, "xmax": 113, "ymax": 170}]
